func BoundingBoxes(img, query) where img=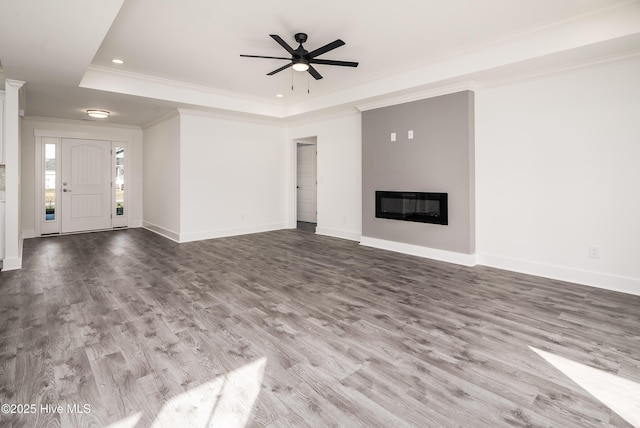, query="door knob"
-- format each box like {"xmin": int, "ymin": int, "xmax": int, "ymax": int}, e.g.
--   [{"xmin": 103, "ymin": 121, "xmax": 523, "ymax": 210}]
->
[{"xmin": 63, "ymin": 189, "xmax": 72, "ymax": 192}]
